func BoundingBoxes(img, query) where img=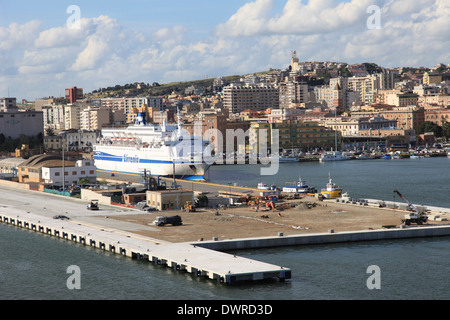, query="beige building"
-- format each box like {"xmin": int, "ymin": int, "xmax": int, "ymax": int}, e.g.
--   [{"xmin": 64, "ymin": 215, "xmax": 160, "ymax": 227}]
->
[
  {"xmin": 64, "ymin": 104, "xmax": 82, "ymax": 130},
  {"xmin": 423, "ymin": 72, "xmax": 442, "ymax": 85},
  {"xmin": 80, "ymin": 106, "xmax": 111, "ymax": 130},
  {"xmin": 279, "ymin": 79, "xmax": 309, "ymax": 109},
  {"xmin": 223, "ymin": 83, "xmax": 279, "ymax": 114},
  {"xmin": 348, "ymin": 74, "xmax": 379, "ymax": 105},
  {"xmin": 146, "ymin": 189, "xmax": 194, "ymax": 211},
  {"xmin": 385, "ymin": 92, "xmax": 419, "ymax": 107}
]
